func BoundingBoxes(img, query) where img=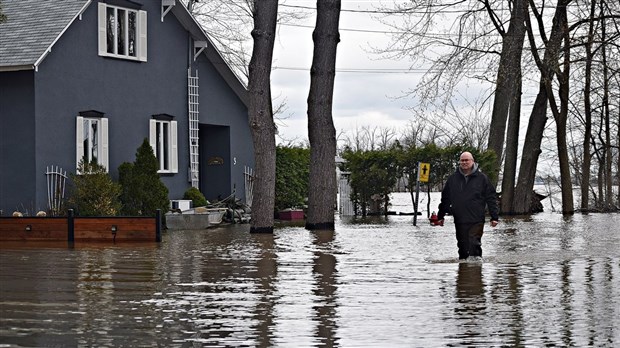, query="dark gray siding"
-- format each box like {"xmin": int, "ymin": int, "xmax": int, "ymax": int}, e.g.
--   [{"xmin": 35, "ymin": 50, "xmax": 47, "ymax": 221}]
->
[
  {"xmin": 30, "ymin": 0, "xmax": 192, "ymax": 210},
  {"xmin": 196, "ymin": 55, "xmax": 252, "ymax": 202},
  {"xmin": 0, "ymin": 0, "xmax": 252, "ymax": 214},
  {"xmin": 0, "ymin": 71, "xmax": 36, "ymax": 215}
]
